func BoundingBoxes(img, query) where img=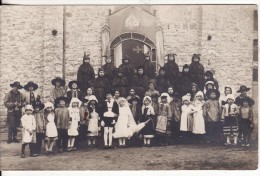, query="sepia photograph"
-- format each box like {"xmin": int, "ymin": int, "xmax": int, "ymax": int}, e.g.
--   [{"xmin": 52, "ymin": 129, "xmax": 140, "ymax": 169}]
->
[{"xmin": 0, "ymin": 1, "xmax": 258, "ymax": 171}]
